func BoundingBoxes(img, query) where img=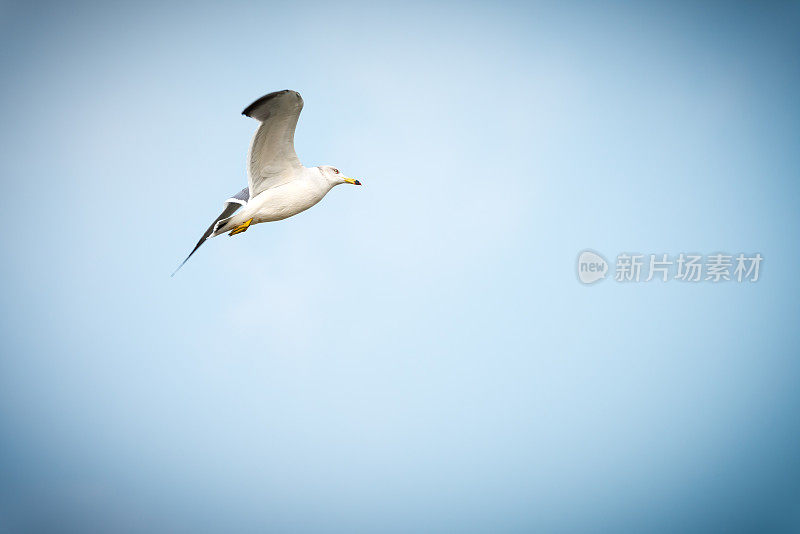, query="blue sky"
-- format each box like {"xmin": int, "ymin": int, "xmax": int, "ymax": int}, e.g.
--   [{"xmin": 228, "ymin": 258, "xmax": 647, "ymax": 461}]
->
[{"xmin": 1, "ymin": 1, "xmax": 799, "ymax": 532}]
